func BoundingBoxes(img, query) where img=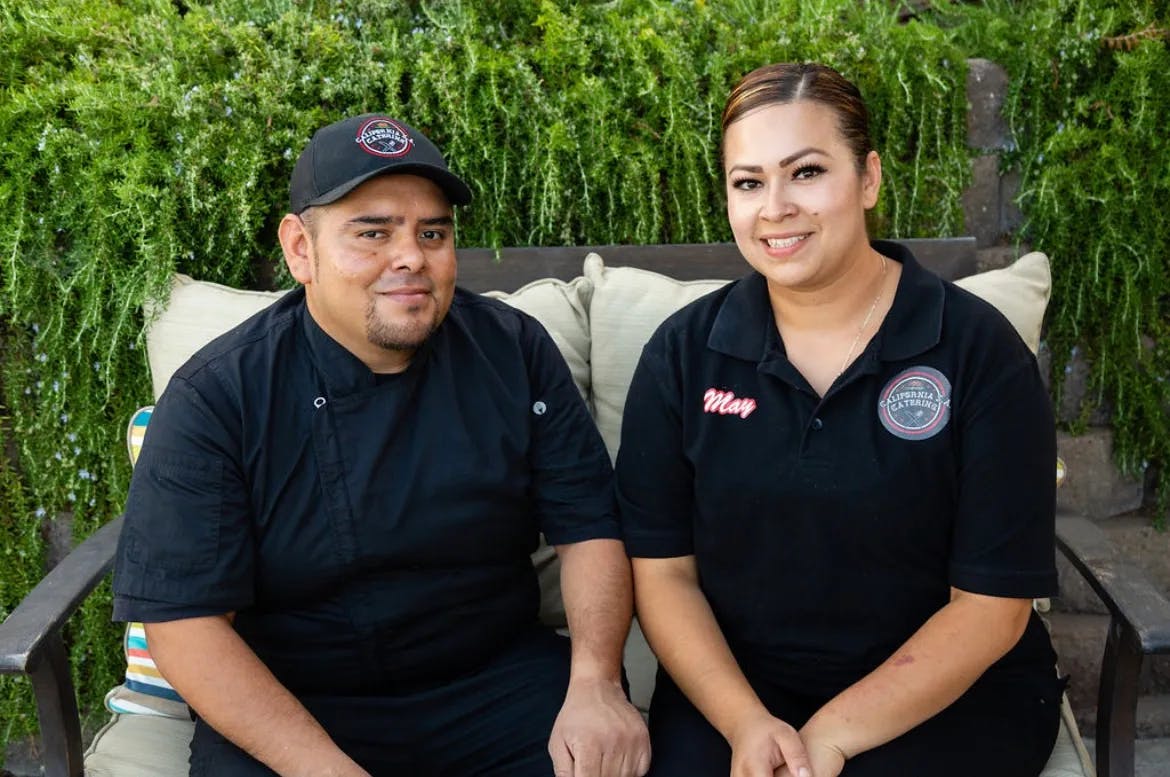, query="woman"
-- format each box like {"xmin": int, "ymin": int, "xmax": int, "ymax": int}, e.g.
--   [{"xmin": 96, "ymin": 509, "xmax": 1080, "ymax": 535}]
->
[{"xmin": 616, "ymin": 63, "xmax": 1064, "ymax": 777}]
